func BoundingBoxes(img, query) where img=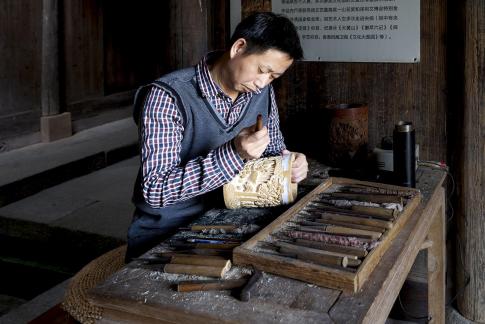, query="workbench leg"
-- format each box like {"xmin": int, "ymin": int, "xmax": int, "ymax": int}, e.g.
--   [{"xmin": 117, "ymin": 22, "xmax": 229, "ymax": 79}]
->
[{"xmin": 427, "ymin": 187, "xmax": 446, "ymax": 323}]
